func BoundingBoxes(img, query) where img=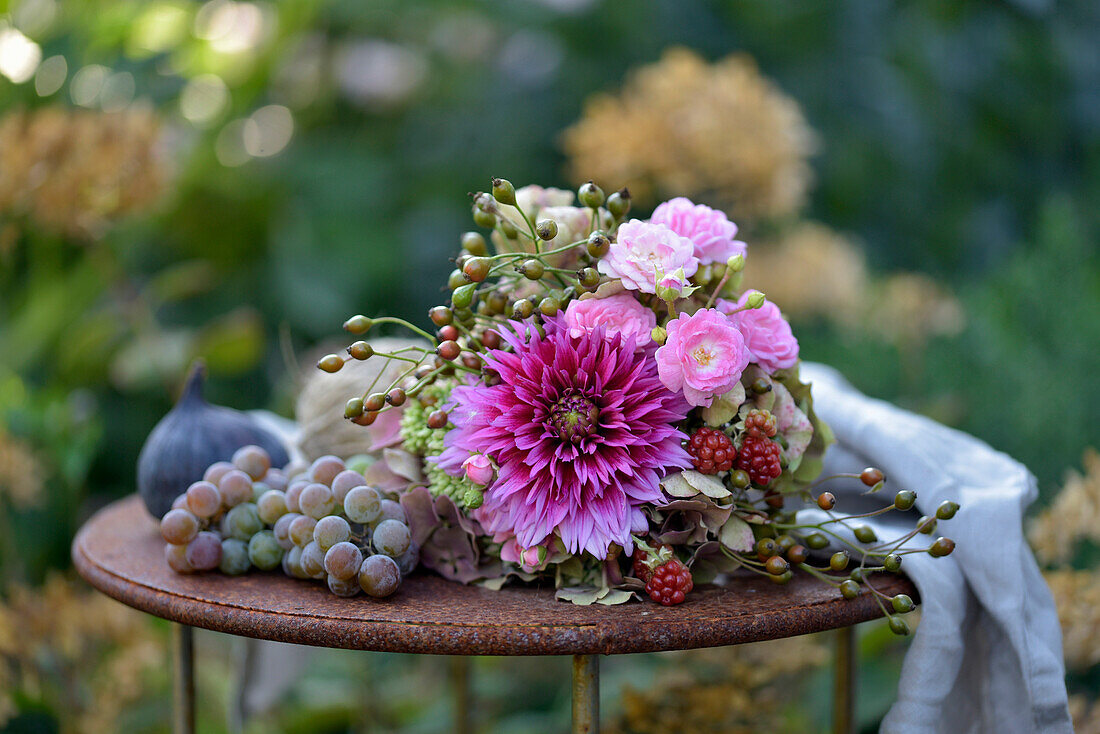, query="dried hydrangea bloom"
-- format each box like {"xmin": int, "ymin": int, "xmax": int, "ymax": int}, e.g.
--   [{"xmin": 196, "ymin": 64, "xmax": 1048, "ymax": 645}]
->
[
  {"xmin": 0, "ymin": 430, "xmax": 44, "ymax": 509},
  {"xmin": 1029, "ymin": 449, "xmax": 1100, "ymax": 565},
  {"xmin": 862, "ymin": 273, "xmax": 966, "ymax": 348},
  {"xmin": 562, "ymin": 47, "xmax": 815, "ymax": 221},
  {"xmin": 1043, "ymin": 569, "xmax": 1100, "ymax": 671},
  {"xmin": 0, "ymin": 107, "xmax": 166, "ymax": 239}
]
